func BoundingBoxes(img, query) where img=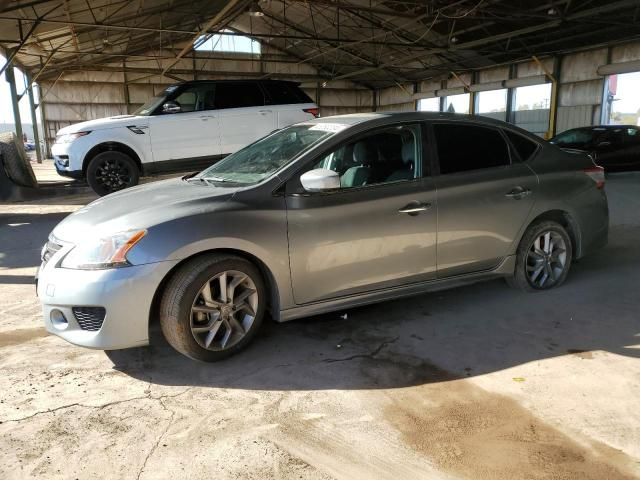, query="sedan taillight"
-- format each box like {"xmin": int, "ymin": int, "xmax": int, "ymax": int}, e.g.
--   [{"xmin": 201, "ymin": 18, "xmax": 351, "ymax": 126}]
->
[
  {"xmin": 303, "ymin": 107, "xmax": 320, "ymax": 118},
  {"xmin": 584, "ymin": 166, "xmax": 605, "ymax": 189}
]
